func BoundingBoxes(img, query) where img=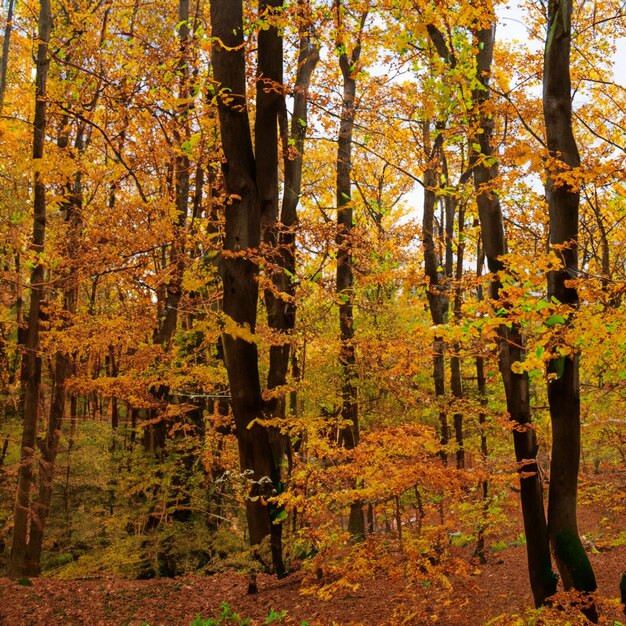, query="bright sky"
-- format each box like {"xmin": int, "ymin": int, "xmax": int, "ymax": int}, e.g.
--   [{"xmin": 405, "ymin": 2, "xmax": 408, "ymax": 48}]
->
[{"xmin": 498, "ymin": 1, "xmax": 626, "ymax": 87}]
